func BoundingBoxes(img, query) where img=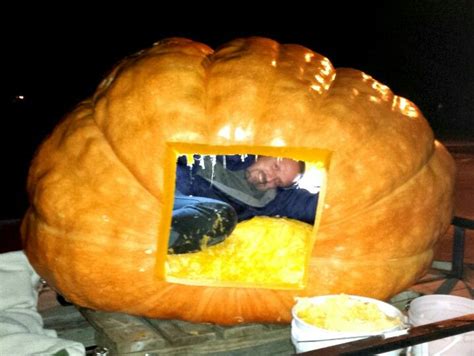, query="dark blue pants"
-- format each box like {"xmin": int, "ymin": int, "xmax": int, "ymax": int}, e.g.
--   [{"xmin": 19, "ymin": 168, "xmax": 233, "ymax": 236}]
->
[{"xmin": 169, "ymin": 192, "xmax": 238, "ymax": 253}]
